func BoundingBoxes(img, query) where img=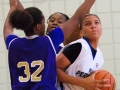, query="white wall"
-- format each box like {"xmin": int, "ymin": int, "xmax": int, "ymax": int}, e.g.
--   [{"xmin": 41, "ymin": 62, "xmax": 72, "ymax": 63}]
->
[{"xmin": 0, "ymin": 0, "xmax": 120, "ymax": 90}]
